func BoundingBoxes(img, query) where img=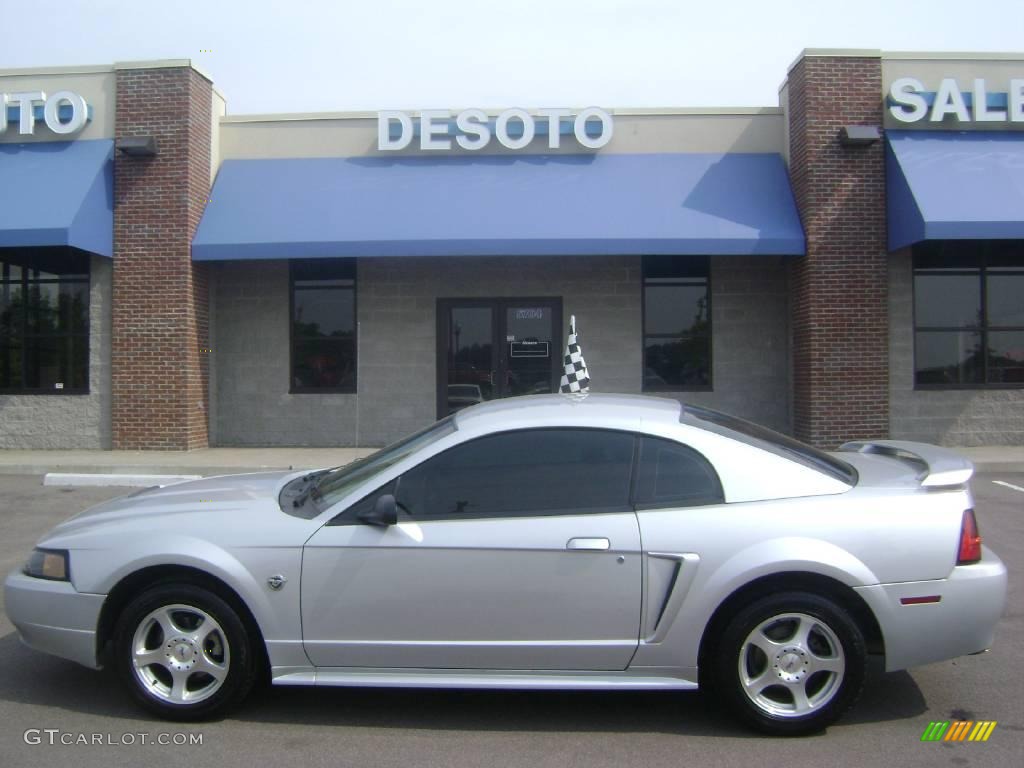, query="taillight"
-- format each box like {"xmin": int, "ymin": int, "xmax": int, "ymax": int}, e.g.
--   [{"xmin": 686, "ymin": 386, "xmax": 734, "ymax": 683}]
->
[{"xmin": 957, "ymin": 509, "xmax": 982, "ymax": 565}]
